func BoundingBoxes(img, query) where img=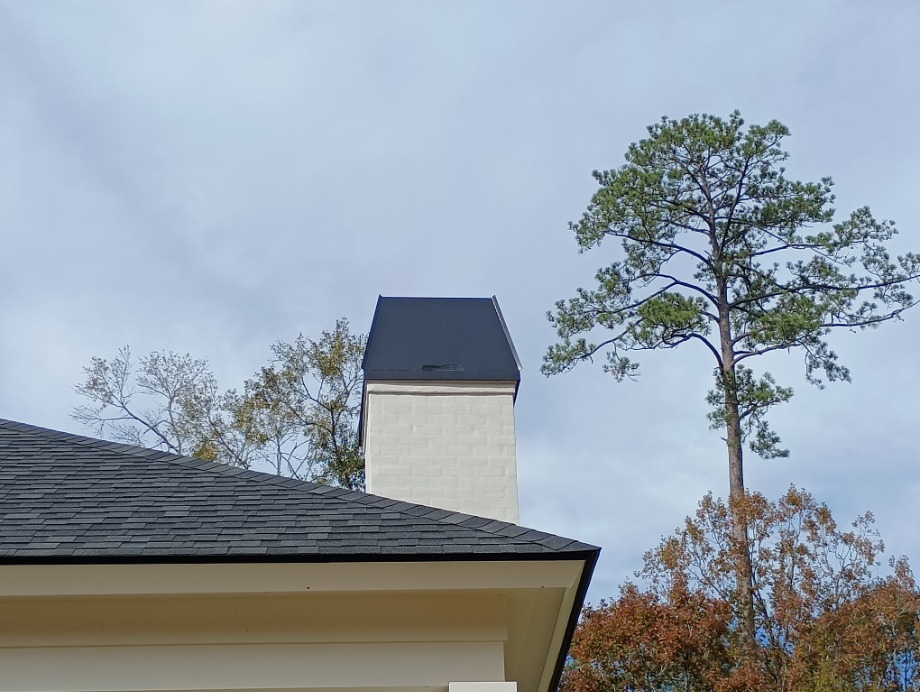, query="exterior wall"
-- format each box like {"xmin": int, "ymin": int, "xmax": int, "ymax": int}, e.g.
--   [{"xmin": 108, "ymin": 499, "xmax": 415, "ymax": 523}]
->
[
  {"xmin": 363, "ymin": 381, "xmax": 520, "ymax": 524},
  {"xmin": 0, "ymin": 561, "xmax": 586, "ymax": 692},
  {"xmin": 0, "ymin": 592, "xmax": 506, "ymax": 692},
  {"xmin": 1, "ymin": 642, "xmax": 505, "ymax": 692}
]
